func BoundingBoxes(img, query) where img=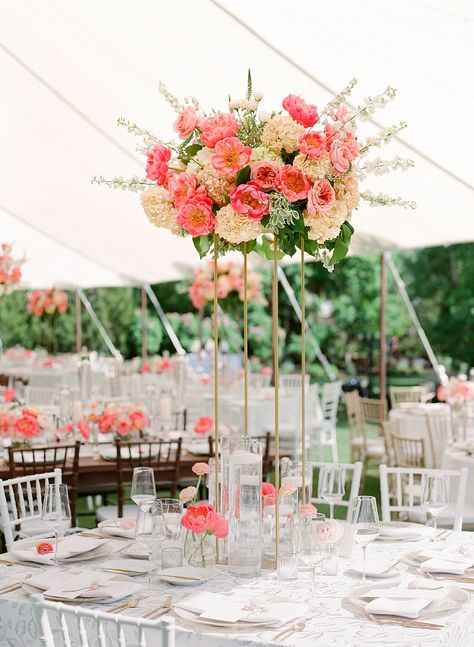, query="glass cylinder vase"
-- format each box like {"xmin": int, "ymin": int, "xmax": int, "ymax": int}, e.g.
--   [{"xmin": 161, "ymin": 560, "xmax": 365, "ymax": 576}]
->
[
  {"xmin": 228, "ymin": 436, "xmax": 262, "ymax": 577},
  {"xmin": 281, "ymin": 458, "xmax": 312, "ymax": 505}
]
